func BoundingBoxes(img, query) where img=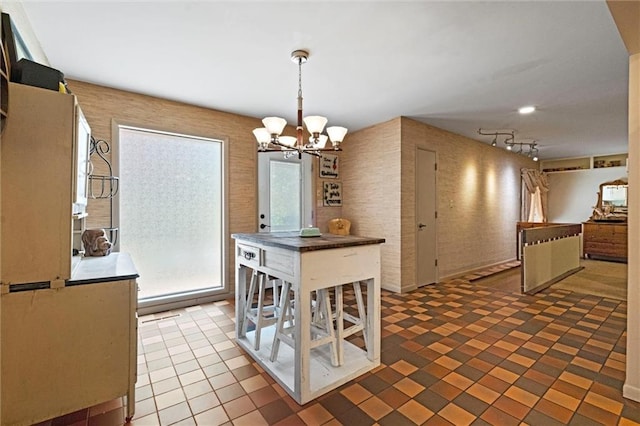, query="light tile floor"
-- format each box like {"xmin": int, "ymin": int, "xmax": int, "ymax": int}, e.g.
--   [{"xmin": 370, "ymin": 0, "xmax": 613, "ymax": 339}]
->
[{"xmin": 40, "ymin": 271, "xmax": 640, "ymax": 425}]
